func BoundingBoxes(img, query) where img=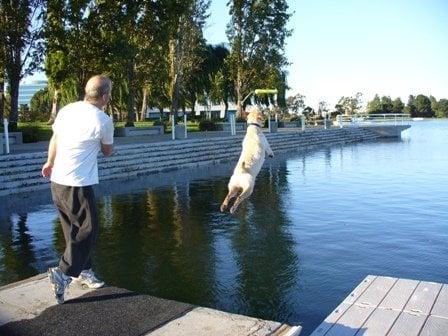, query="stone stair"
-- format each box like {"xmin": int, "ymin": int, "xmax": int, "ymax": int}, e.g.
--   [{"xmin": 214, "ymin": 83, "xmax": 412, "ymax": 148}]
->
[{"xmin": 0, "ymin": 127, "xmax": 381, "ymax": 197}]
